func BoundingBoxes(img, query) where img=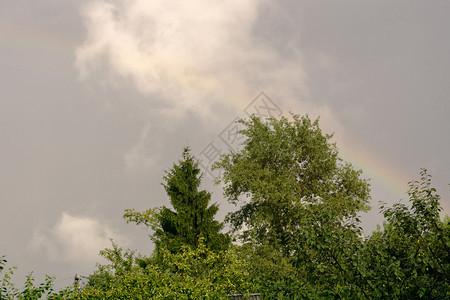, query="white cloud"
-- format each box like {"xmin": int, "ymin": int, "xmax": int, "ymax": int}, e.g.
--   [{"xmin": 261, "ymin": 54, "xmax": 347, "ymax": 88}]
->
[
  {"xmin": 32, "ymin": 213, "xmax": 124, "ymax": 263},
  {"xmin": 75, "ymin": 0, "xmax": 345, "ymax": 171},
  {"xmin": 75, "ymin": 0, "xmax": 309, "ymax": 110}
]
